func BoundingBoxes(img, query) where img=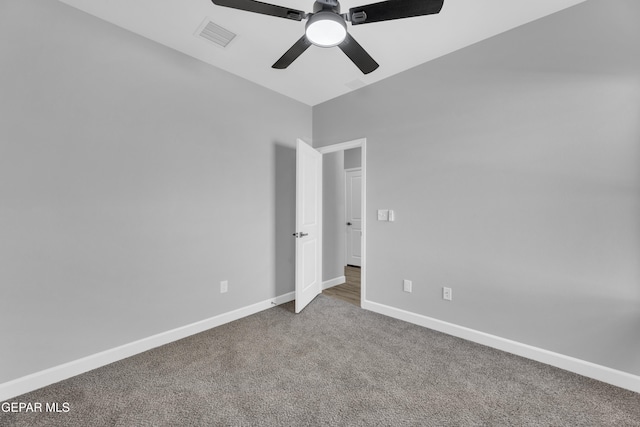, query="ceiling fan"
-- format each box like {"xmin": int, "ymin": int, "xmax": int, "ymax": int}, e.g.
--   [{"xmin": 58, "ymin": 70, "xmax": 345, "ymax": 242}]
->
[{"xmin": 210, "ymin": 0, "xmax": 445, "ymax": 74}]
